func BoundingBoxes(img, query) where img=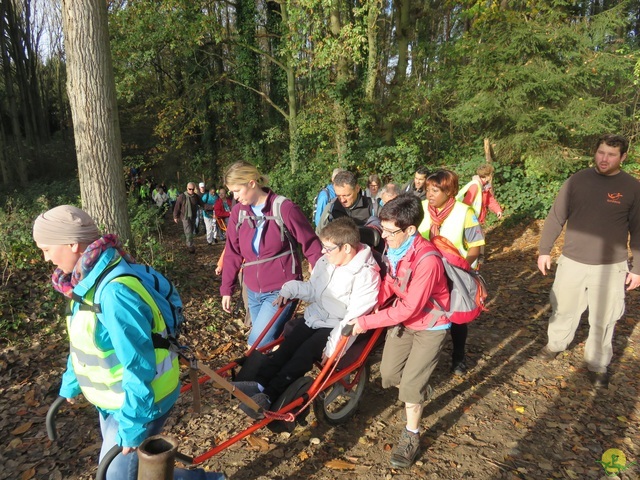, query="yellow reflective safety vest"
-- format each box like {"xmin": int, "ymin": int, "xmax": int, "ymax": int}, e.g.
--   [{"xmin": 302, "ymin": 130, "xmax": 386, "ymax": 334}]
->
[
  {"xmin": 456, "ymin": 177, "xmax": 483, "ymax": 218},
  {"xmin": 418, "ymin": 200, "xmax": 472, "ymax": 259},
  {"xmin": 67, "ymin": 276, "xmax": 180, "ymax": 411}
]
